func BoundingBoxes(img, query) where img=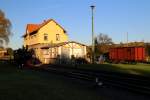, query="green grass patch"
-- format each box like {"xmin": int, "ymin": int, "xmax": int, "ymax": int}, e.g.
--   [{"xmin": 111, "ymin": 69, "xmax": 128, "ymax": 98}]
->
[
  {"xmin": 73, "ymin": 63, "xmax": 150, "ymax": 76},
  {"xmin": 0, "ymin": 61, "xmax": 149, "ymax": 100},
  {"xmin": 0, "ymin": 61, "xmax": 105, "ymax": 100}
]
